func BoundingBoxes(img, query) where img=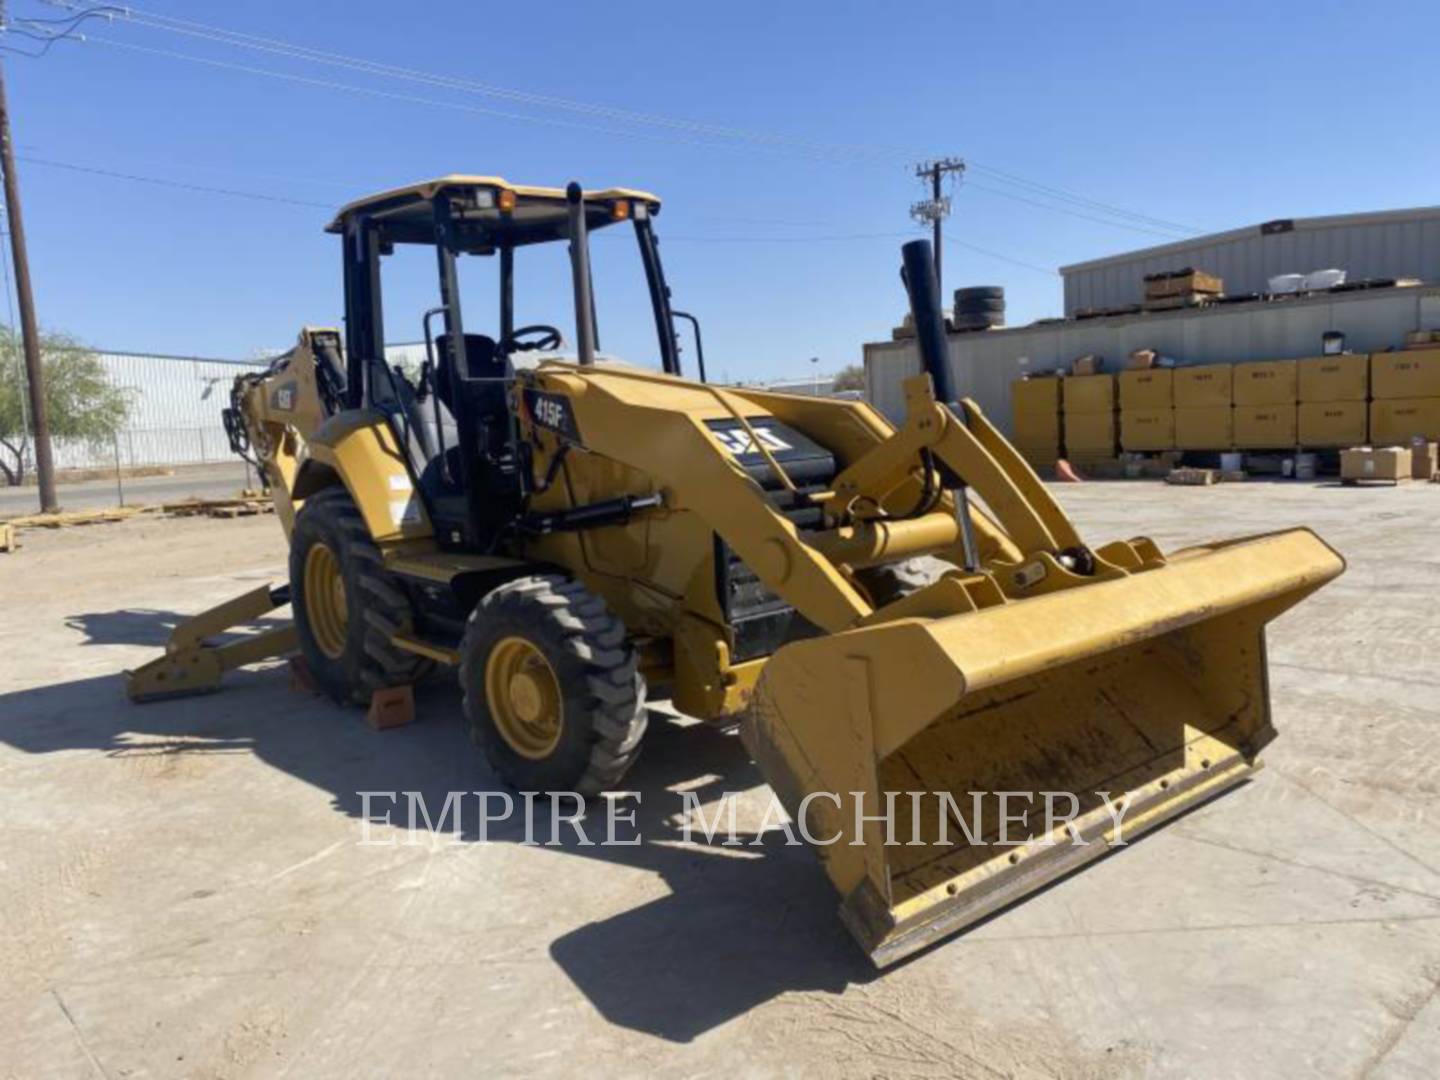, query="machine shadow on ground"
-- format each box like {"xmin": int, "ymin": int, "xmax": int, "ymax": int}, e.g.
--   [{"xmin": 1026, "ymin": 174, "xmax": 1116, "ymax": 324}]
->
[{"xmin": 1, "ymin": 617, "xmax": 874, "ymax": 1043}]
